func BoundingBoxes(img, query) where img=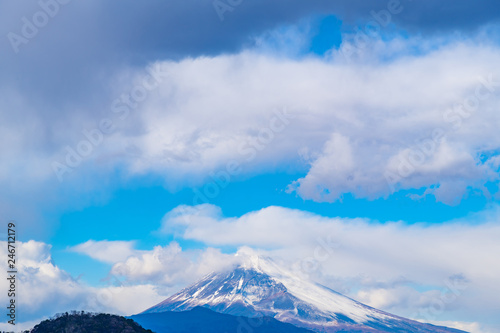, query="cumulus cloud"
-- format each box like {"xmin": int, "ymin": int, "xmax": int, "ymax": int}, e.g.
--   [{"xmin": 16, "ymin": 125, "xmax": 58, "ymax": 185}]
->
[
  {"xmin": 3, "ymin": 206, "xmax": 500, "ymax": 329},
  {"xmin": 100, "ymin": 33, "xmax": 500, "ymax": 204},
  {"xmin": 2, "ymin": 26, "xmax": 500, "ymax": 239},
  {"xmin": 160, "ymin": 204, "xmax": 500, "ymax": 324},
  {"xmin": 67, "ymin": 237, "xmax": 239, "ymax": 289},
  {"xmin": 91, "ymin": 284, "xmax": 165, "ymax": 316},
  {"xmin": 110, "ymin": 242, "xmax": 238, "ymax": 287},
  {"xmin": 70, "ymin": 240, "xmax": 136, "ymax": 264},
  {"xmin": 0, "ymin": 239, "xmax": 239, "ymax": 327},
  {"xmin": 0, "ymin": 240, "xmax": 169, "ymax": 326},
  {"xmin": 0, "ymin": 240, "xmax": 88, "ymax": 321}
]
